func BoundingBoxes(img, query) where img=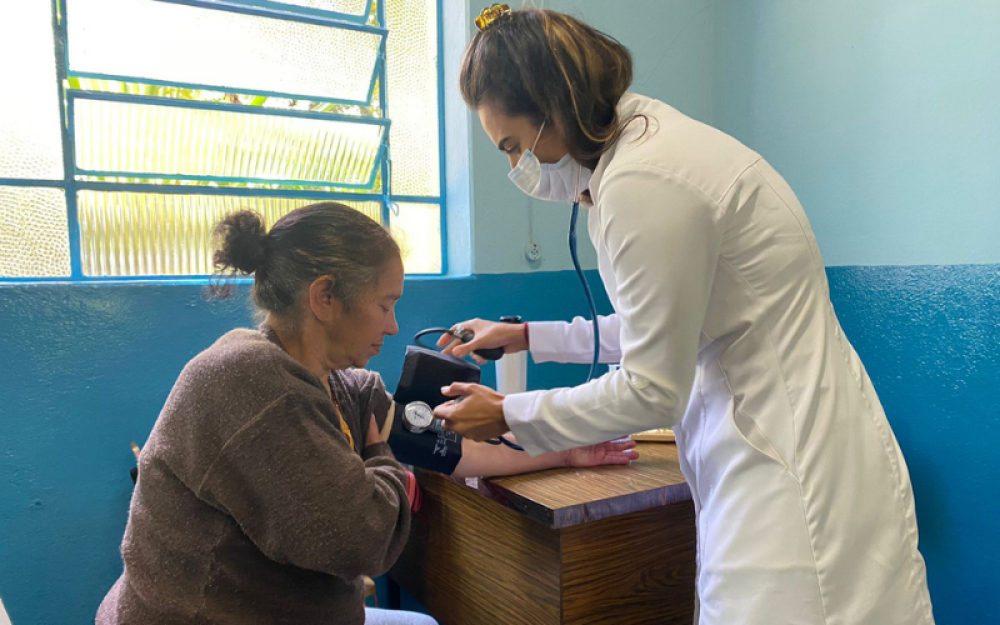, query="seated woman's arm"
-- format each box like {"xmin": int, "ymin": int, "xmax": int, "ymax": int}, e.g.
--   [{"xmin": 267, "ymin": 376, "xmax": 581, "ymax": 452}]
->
[
  {"xmin": 381, "ymin": 395, "xmax": 637, "ymax": 479},
  {"xmin": 451, "ymin": 435, "xmax": 637, "ymax": 478},
  {"xmin": 200, "ymin": 390, "xmax": 410, "ymax": 580}
]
